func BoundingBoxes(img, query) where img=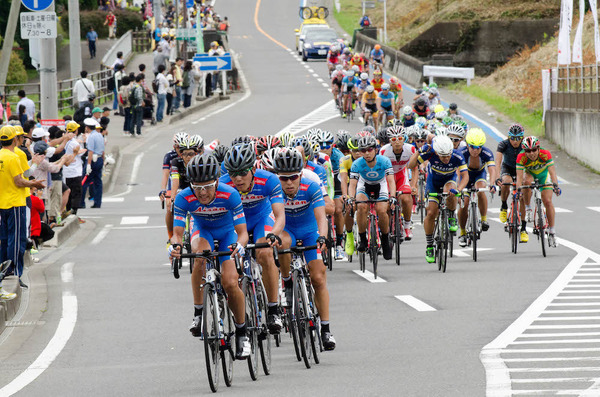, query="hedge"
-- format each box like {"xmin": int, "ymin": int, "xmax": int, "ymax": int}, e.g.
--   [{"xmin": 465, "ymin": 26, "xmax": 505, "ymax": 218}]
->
[{"xmin": 60, "ymin": 10, "xmax": 144, "ymax": 39}]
